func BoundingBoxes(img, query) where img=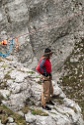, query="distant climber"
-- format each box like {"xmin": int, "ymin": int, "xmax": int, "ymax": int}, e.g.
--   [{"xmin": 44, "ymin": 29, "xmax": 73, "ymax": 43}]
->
[
  {"xmin": 1, "ymin": 39, "xmax": 8, "ymax": 45},
  {"xmin": 36, "ymin": 48, "xmax": 54, "ymax": 110}
]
